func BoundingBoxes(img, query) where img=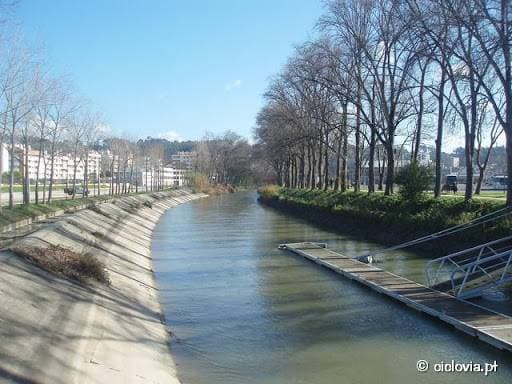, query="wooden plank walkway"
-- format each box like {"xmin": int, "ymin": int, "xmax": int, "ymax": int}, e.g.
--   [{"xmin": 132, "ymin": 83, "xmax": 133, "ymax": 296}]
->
[{"xmin": 280, "ymin": 242, "xmax": 512, "ymax": 353}]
